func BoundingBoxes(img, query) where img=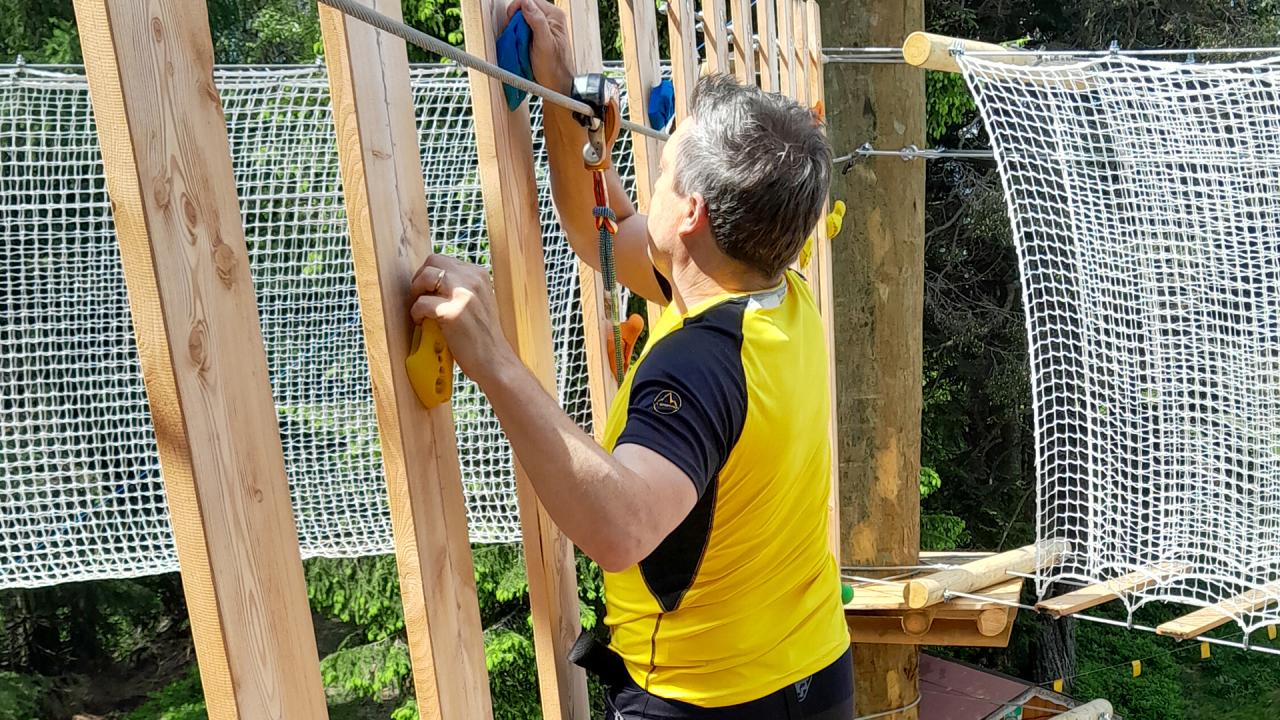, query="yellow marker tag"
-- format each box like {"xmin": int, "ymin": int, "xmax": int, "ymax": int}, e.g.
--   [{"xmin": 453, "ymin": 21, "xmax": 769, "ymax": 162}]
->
[
  {"xmin": 405, "ymin": 321, "xmax": 453, "ymax": 408},
  {"xmin": 1201, "ymin": 642, "xmax": 1211, "ymax": 660},
  {"xmin": 1131, "ymin": 660, "xmax": 1142, "ymax": 677},
  {"xmin": 1270, "ymin": 625, "xmax": 1277, "ymax": 641},
  {"xmin": 1052, "ymin": 679, "xmax": 1064, "ymax": 693}
]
